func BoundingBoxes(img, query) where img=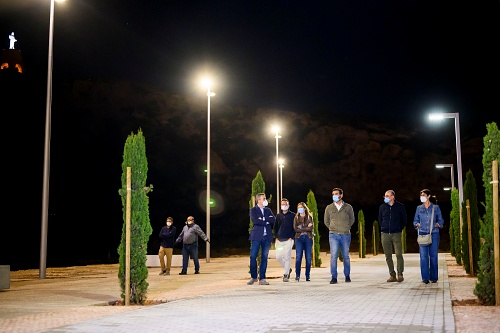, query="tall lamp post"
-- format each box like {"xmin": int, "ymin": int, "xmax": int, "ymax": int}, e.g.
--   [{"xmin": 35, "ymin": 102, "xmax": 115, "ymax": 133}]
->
[
  {"xmin": 436, "ymin": 164, "xmax": 455, "ymax": 190},
  {"xmin": 40, "ymin": 0, "xmax": 64, "ymax": 279},
  {"xmin": 202, "ymin": 79, "xmax": 215, "ymax": 263},
  {"xmin": 279, "ymin": 159, "xmax": 284, "ymax": 199},
  {"xmin": 429, "ymin": 112, "xmax": 463, "ymax": 233},
  {"xmin": 272, "ymin": 126, "xmax": 281, "ymax": 214}
]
